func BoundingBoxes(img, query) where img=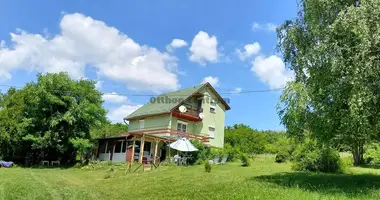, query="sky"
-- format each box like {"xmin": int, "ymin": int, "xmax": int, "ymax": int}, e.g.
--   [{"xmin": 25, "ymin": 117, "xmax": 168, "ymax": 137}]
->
[{"xmin": 0, "ymin": 0, "xmax": 297, "ymax": 130}]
